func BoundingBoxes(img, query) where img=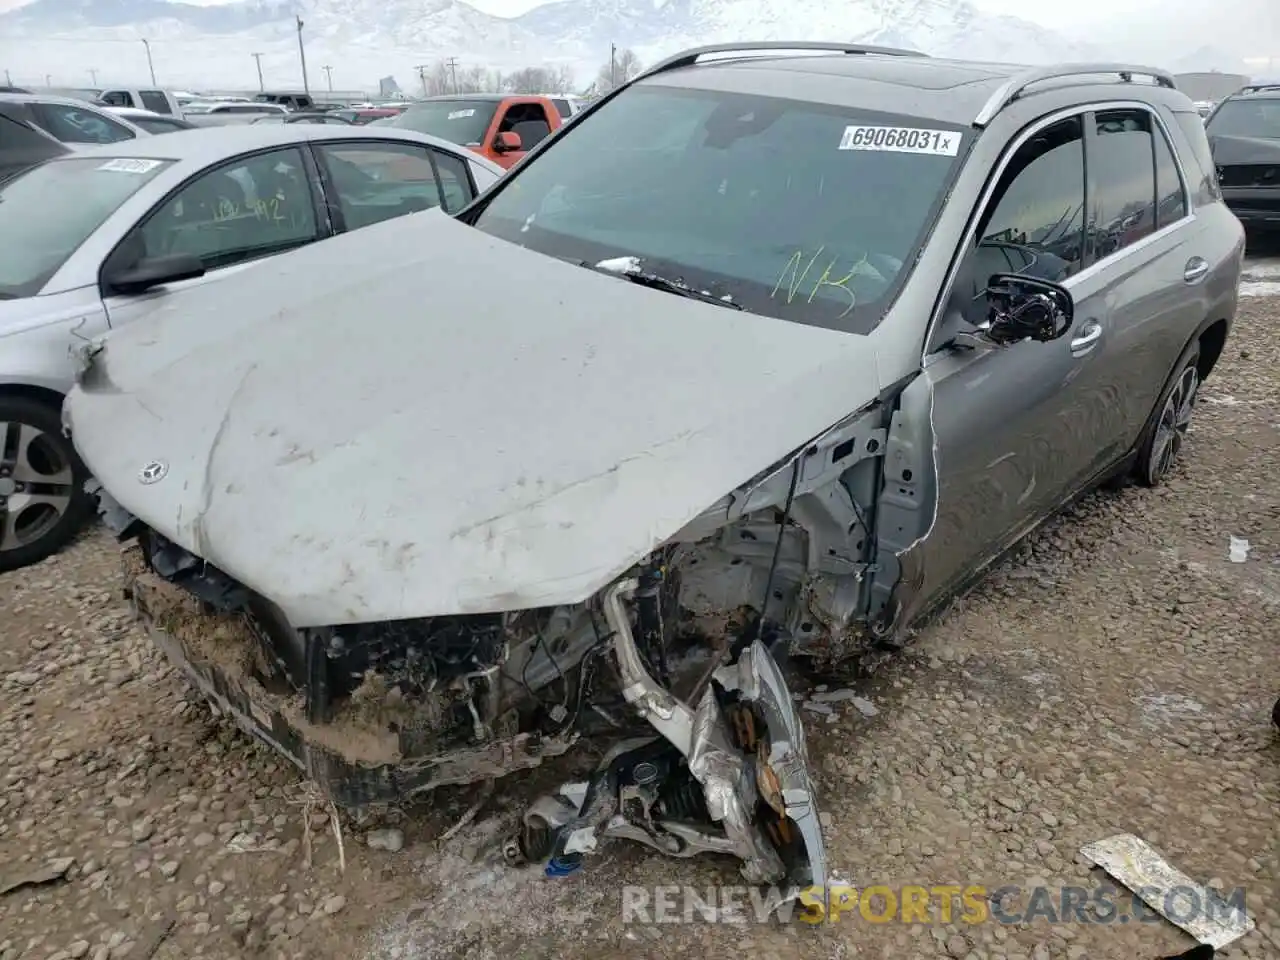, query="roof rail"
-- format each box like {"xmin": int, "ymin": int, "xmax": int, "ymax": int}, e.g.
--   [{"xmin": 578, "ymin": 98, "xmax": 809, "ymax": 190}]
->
[
  {"xmin": 973, "ymin": 62, "xmax": 1178, "ymax": 126},
  {"xmin": 637, "ymin": 41, "xmax": 927, "ymax": 82},
  {"xmin": 1241, "ymin": 83, "xmax": 1280, "ymax": 94}
]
